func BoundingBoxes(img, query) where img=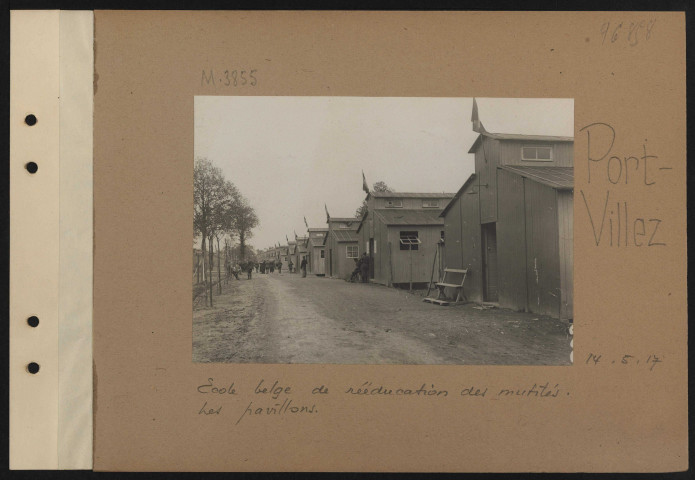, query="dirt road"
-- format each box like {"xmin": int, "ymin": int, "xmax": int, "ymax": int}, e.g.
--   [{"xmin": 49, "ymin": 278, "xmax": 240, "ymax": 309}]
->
[{"xmin": 193, "ymin": 273, "xmax": 571, "ymax": 365}]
